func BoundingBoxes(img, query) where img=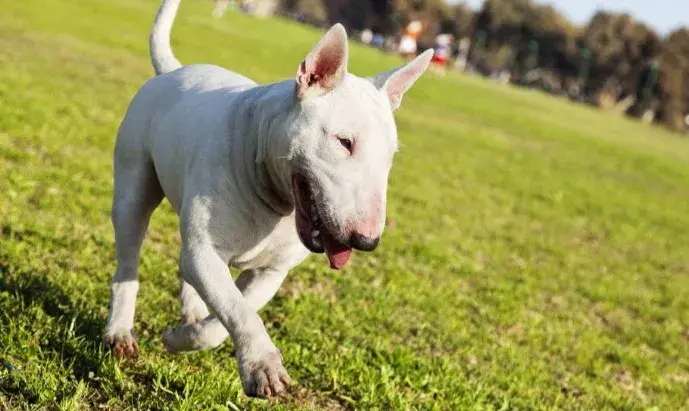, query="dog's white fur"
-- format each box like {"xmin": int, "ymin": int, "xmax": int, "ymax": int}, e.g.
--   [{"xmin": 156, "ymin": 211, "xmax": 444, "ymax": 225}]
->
[{"xmin": 104, "ymin": 0, "xmax": 432, "ymax": 398}]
